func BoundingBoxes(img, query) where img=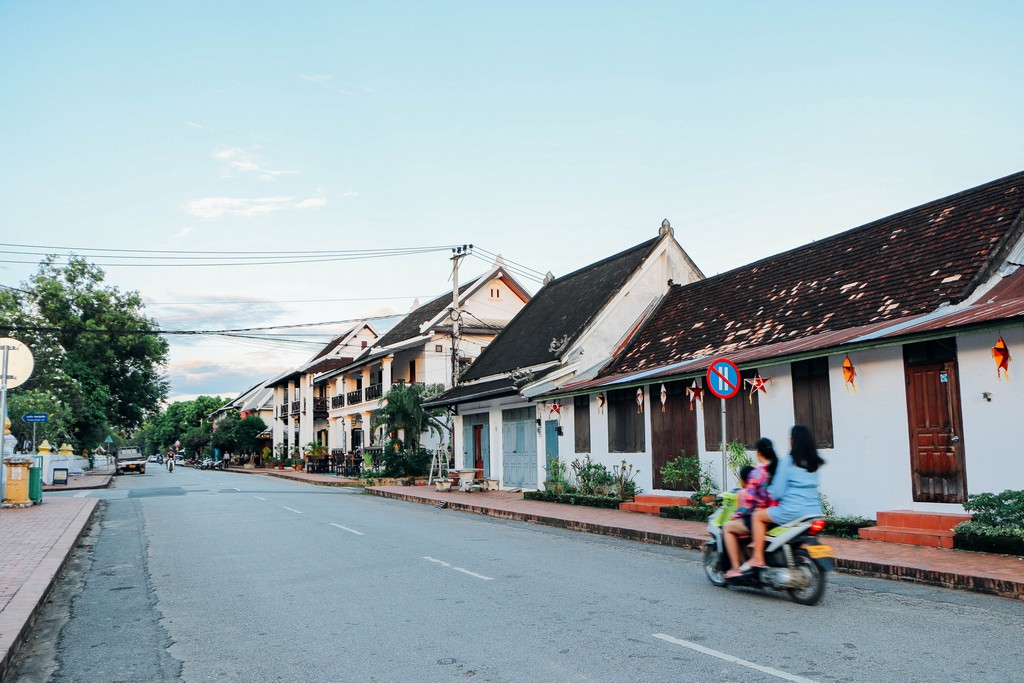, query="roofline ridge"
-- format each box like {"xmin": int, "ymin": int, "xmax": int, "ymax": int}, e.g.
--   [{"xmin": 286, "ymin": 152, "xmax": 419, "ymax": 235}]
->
[{"xmin": 546, "ymin": 236, "xmax": 659, "ymax": 286}]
